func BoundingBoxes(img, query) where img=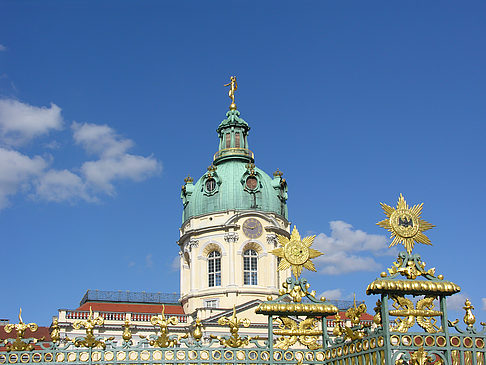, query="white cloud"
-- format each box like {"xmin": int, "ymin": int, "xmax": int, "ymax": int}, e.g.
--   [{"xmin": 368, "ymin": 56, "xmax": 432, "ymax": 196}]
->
[
  {"xmin": 72, "ymin": 122, "xmax": 133, "ymax": 157},
  {"xmin": 34, "ymin": 169, "xmax": 91, "ymax": 203},
  {"xmin": 0, "ymin": 99, "xmax": 63, "ymax": 146},
  {"xmin": 145, "ymin": 254, "xmax": 153, "ymax": 268},
  {"xmin": 0, "ymin": 45, "xmax": 6, "ymax": 51},
  {"xmin": 313, "ymin": 221, "xmax": 392, "ymax": 275},
  {"xmin": 71, "ymin": 122, "xmax": 161, "ymax": 194},
  {"xmin": 81, "ymin": 154, "xmax": 160, "ymax": 194},
  {"xmin": 0, "ymin": 100, "xmax": 161, "ymax": 210},
  {"xmin": 447, "ymin": 293, "xmax": 468, "ymax": 311},
  {"xmin": 0, "ymin": 148, "xmax": 47, "ymax": 209},
  {"xmin": 171, "ymin": 256, "xmax": 180, "ymax": 272},
  {"xmin": 482, "ymin": 298, "xmax": 486, "ymax": 311},
  {"xmin": 319, "ymin": 289, "xmax": 343, "ymax": 300}
]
